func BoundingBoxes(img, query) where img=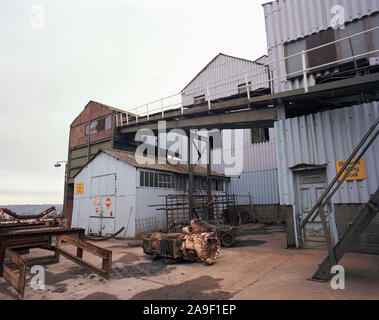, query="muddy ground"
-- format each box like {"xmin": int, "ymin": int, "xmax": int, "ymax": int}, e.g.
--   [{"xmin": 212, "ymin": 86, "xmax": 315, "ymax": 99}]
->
[{"xmin": 0, "ymin": 225, "xmax": 378, "ymax": 300}]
